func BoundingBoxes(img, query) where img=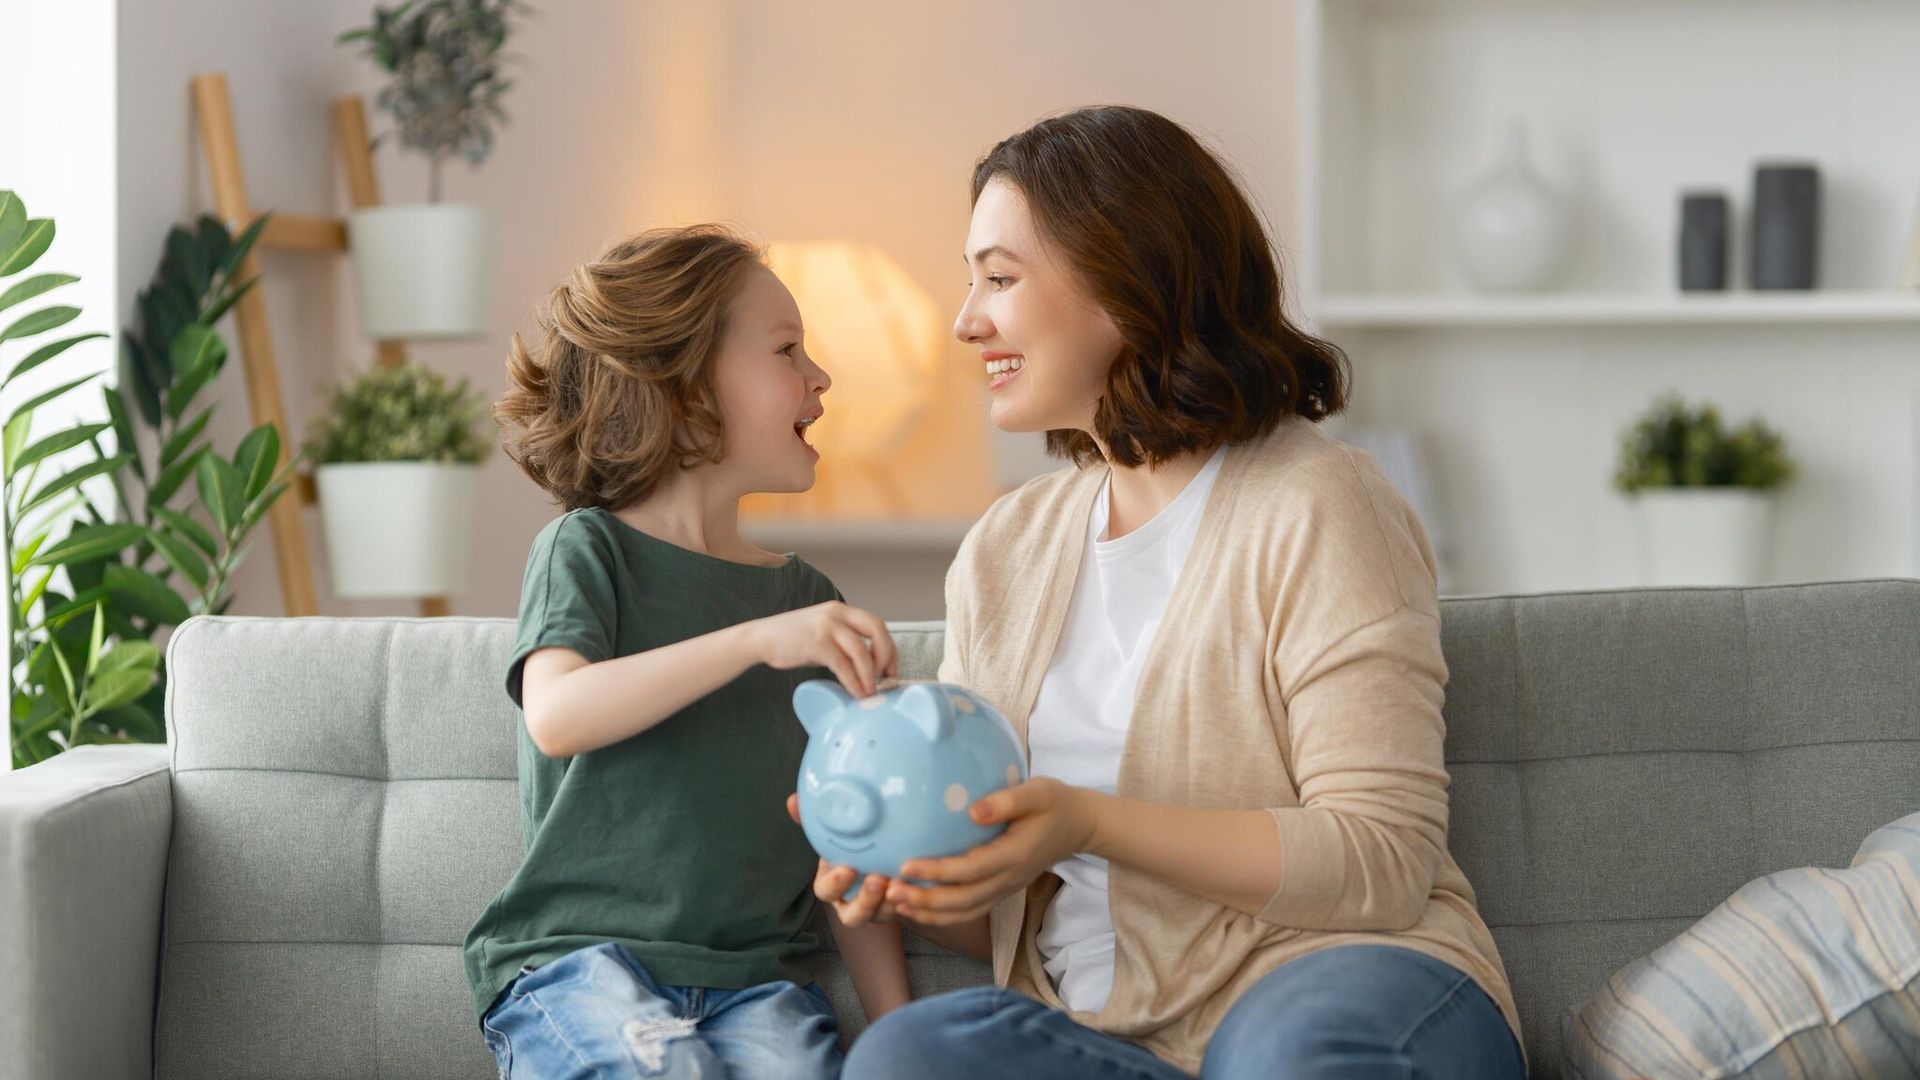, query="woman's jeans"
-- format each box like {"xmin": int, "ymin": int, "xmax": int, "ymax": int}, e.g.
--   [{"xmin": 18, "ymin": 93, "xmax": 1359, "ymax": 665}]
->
[
  {"xmin": 844, "ymin": 944, "xmax": 1526, "ymax": 1079},
  {"xmin": 480, "ymin": 942, "xmax": 843, "ymax": 1079}
]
